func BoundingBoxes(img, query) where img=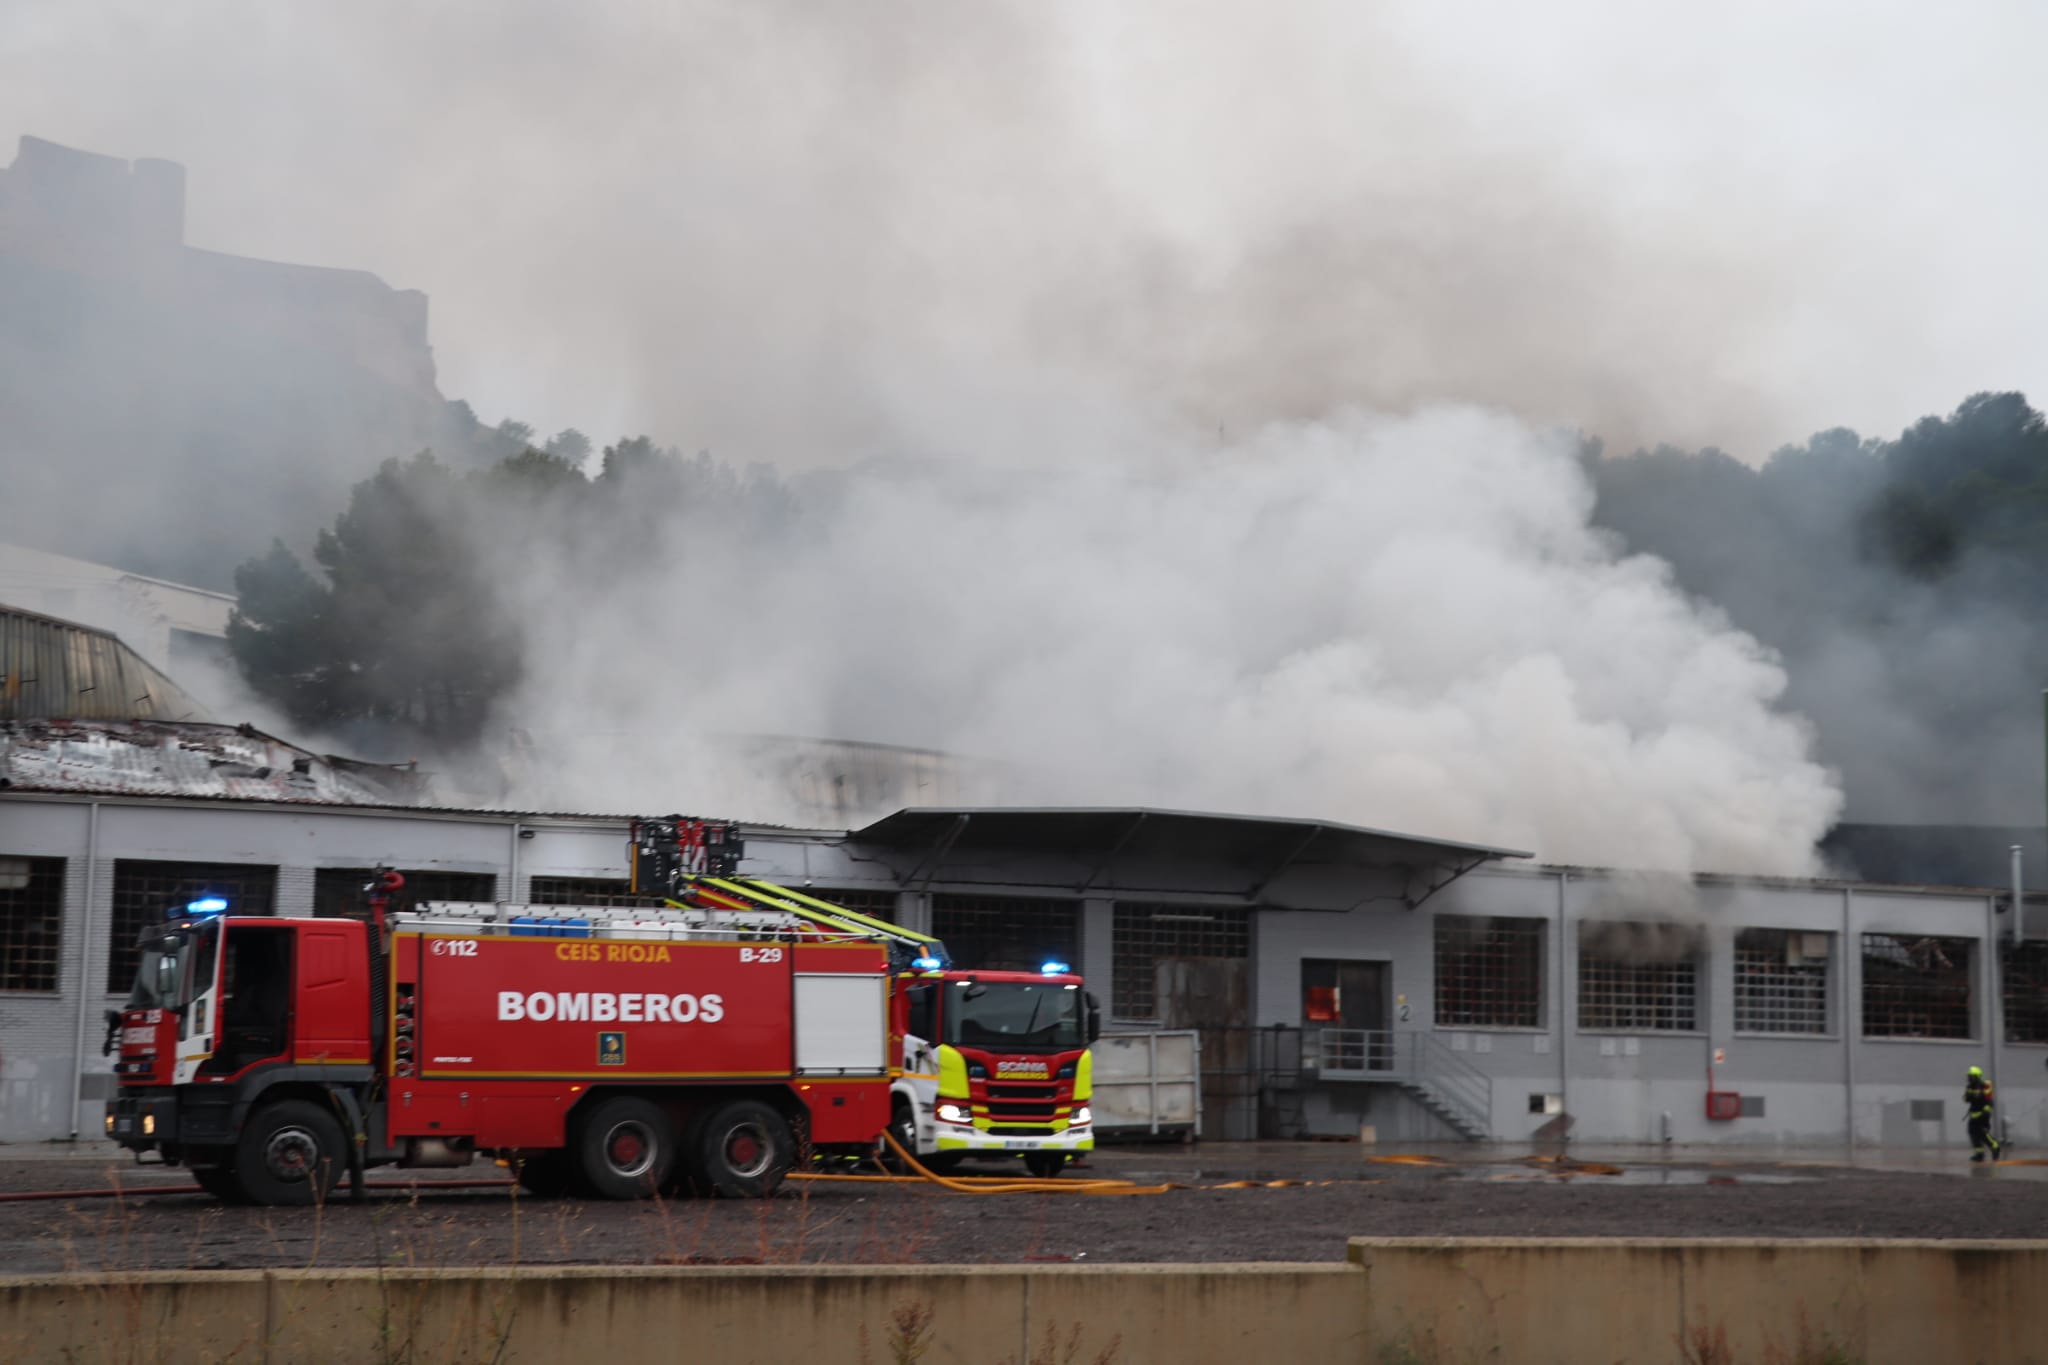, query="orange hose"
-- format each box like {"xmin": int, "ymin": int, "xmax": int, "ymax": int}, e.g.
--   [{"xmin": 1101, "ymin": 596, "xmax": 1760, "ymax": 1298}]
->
[{"xmin": 785, "ymin": 1132, "xmax": 1175, "ymax": 1195}]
